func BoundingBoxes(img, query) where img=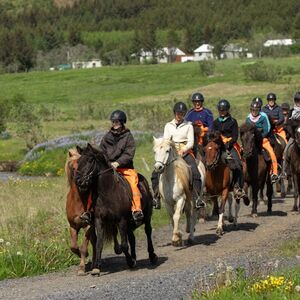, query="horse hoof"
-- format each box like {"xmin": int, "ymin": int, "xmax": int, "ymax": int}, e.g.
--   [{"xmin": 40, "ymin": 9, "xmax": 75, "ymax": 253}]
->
[
  {"xmin": 198, "ymin": 218, "xmax": 205, "ymax": 224},
  {"xmin": 228, "ymin": 217, "xmax": 234, "ymax": 223},
  {"xmin": 91, "ymin": 268, "xmax": 100, "ymax": 276},
  {"xmin": 216, "ymin": 228, "xmax": 224, "ymax": 236},
  {"xmin": 187, "ymin": 238, "xmax": 194, "ymax": 245},
  {"xmin": 77, "ymin": 269, "xmax": 87, "ymax": 276},
  {"xmin": 251, "ymin": 213, "xmax": 258, "ymax": 218},
  {"xmin": 150, "ymin": 253, "xmax": 158, "ymax": 265},
  {"xmin": 172, "ymin": 239, "xmax": 182, "ymax": 247},
  {"xmin": 114, "ymin": 245, "xmax": 122, "ymax": 255},
  {"xmin": 267, "ymin": 210, "xmax": 272, "ymax": 215},
  {"xmin": 128, "ymin": 258, "xmax": 136, "ymax": 268}
]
